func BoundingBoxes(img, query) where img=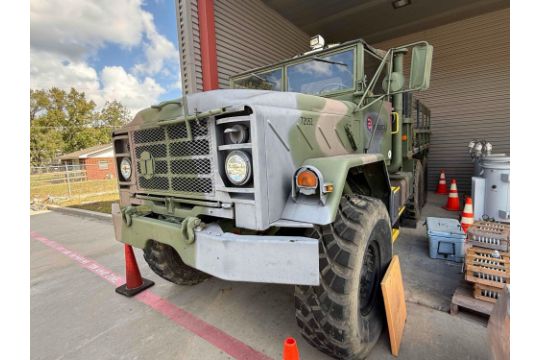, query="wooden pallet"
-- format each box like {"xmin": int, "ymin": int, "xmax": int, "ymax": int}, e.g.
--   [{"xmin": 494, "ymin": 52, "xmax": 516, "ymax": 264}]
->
[
  {"xmin": 473, "ymin": 283, "xmax": 502, "ymax": 304},
  {"xmin": 467, "ymin": 221, "xmax": 510, "ymax": 251},
  {"xmin": 450, "ymin": 285, "xmax": 494, "ymax": 316},
  {"xmin": 465, "ymin": 247, "xmax": 510, "ymax": 288}
]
